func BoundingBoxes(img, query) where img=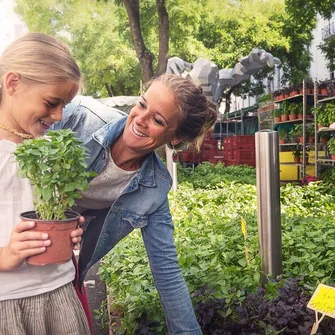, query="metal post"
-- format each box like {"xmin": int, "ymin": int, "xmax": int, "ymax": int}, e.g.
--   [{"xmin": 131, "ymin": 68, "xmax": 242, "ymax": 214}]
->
[
  {"xmin": 302, "ymin": 79, "xmax": 306, "ymax": 178},
  {"xmin": 255, "ymin": 130, "xmax": 282, "ymax": 284},
  {"xmin": 166, "ymin": 145, "xmax": 177, "ymax": 192}
]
